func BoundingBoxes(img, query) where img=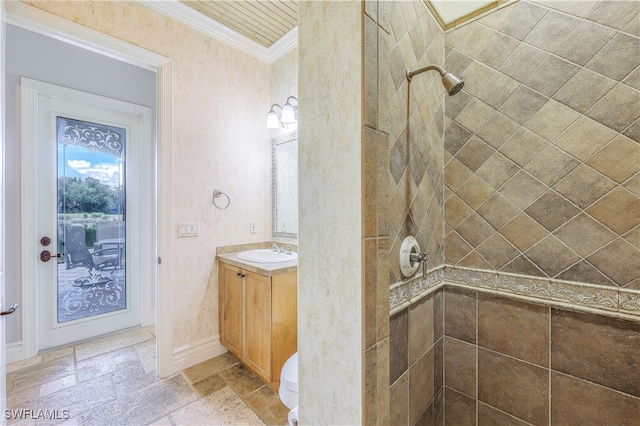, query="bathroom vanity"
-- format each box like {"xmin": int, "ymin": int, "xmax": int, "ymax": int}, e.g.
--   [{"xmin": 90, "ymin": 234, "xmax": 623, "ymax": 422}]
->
[{"xmin": 217, "ymin": 250, "xmax": 297, "ymax": 391}]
